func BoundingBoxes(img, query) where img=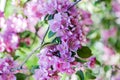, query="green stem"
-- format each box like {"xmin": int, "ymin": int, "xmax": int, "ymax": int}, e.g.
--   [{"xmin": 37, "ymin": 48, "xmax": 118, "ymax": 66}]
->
[
  {"xmin": 41, "ymin": 27, "xmax": 49, "ymax": 45},
  {"xmin": 11, "ymin": 27, "xmax": 49, "ymax": 72}
]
